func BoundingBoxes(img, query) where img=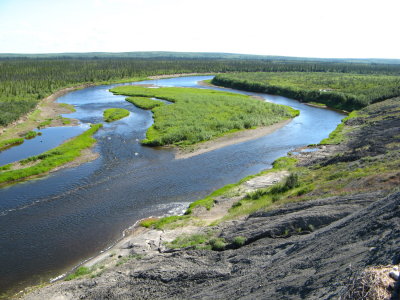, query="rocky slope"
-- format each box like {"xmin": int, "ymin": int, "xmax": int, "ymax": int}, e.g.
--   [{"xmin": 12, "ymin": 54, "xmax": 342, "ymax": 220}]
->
[{"xmin": 20, "ymin": 98, "xmax": 400, "ymax": 299}]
